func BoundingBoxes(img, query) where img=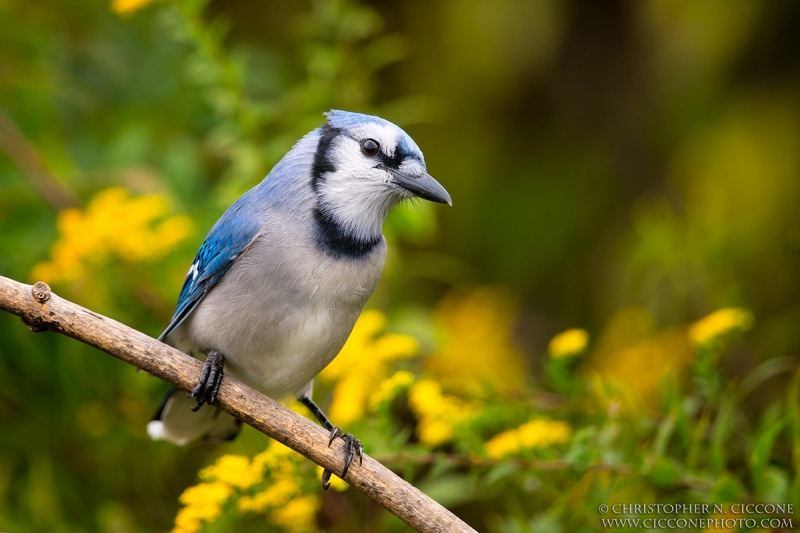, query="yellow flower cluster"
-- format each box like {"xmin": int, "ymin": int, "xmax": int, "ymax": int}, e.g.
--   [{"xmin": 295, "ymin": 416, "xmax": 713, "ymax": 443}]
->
[
  {"xmin": 426, "ymin": 288, "xmax": 527, "ymax": 396},
  {"xmin": 238, "ymin": 477, "xmax": 296, "ymax": 512},
  {"xmin": 408, "ymin": 379, "xmax": 476, "ymax": 447},
  {"xmin": 173, "ymin": 482, "xmax": 232, "ymax": 533},
  {"xmin": 200, "ymin": 455, "xmax": 262, "ymax": 490},
  {"xmin": 32, "ymin": 187, "xmax": 192, "ymax": 284},
  {"xmin": 173, "ymin": 442, "xmax": 321, "ymax": 533},
  {"xmin": 369, "ymin": 369, "xmax": 416, "ymax": 411},
  {"xmin": 111, "ymin": 0, "xmax": 156, "ymax": 15},
  {"xmin": 240, "ymin": 444, "xmax": 320, "ymax": 532},
  {"xmin": 320, "ymin": 310, "xmax": 419, "ymax": 426},
  {"xmin": 548, "ymin": 328, "xmax": 589, "ymax": 359},
  {"xmin": 271, "ymin": 496, "xmax": 322, "ymax": 533},
  {"xmin": 588, "ymin": 307, "xmax": 694, "ymax": 412},
  {"xmin": 485, "ymin": 419, "xmax": 572, "ymax": 459},
  {"xmin": 689, "ymin": 307, "xmax": 753, "ymax": 348}
]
